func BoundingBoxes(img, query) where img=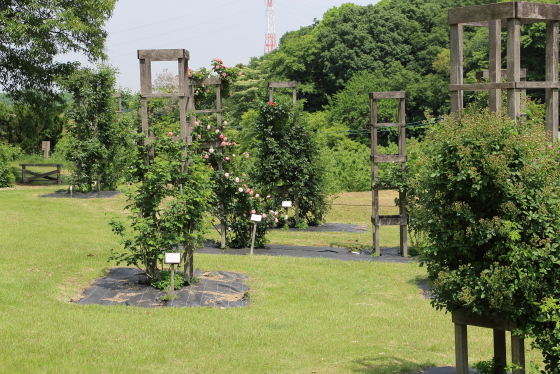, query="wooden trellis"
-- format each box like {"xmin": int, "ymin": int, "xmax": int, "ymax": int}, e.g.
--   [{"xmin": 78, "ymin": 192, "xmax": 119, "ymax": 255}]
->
[
  {"xmin": 445, "ymin": 3, "xmax": 560, "ymax": 372},
  {"xmin": 369, "ymin": 92, "xmax": 407, "ymax": 257},
  {"xmin": 138, "ymin": 49, "xmax": 192, "ymax": 148},
  {"xmin": 189, "ymin": 76, "xmax": 227, "ymax": 248},
  {"xmin": 449, "ymin": 1, "xmax": 560, "ymax": 141},
  {"xmin": 268, "ymin": 81, "xmax": 297, "ymax": 106}
]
